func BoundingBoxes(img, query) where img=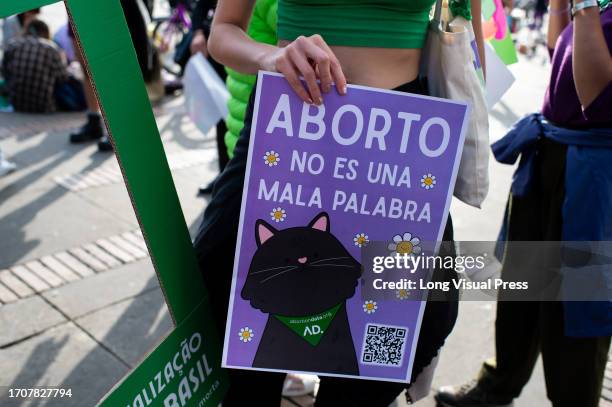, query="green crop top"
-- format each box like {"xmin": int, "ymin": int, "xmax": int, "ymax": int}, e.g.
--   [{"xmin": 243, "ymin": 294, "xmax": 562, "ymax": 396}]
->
[{"xmin": 277, "ymin": 0, "xmax": 438, "ymax": 49}]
